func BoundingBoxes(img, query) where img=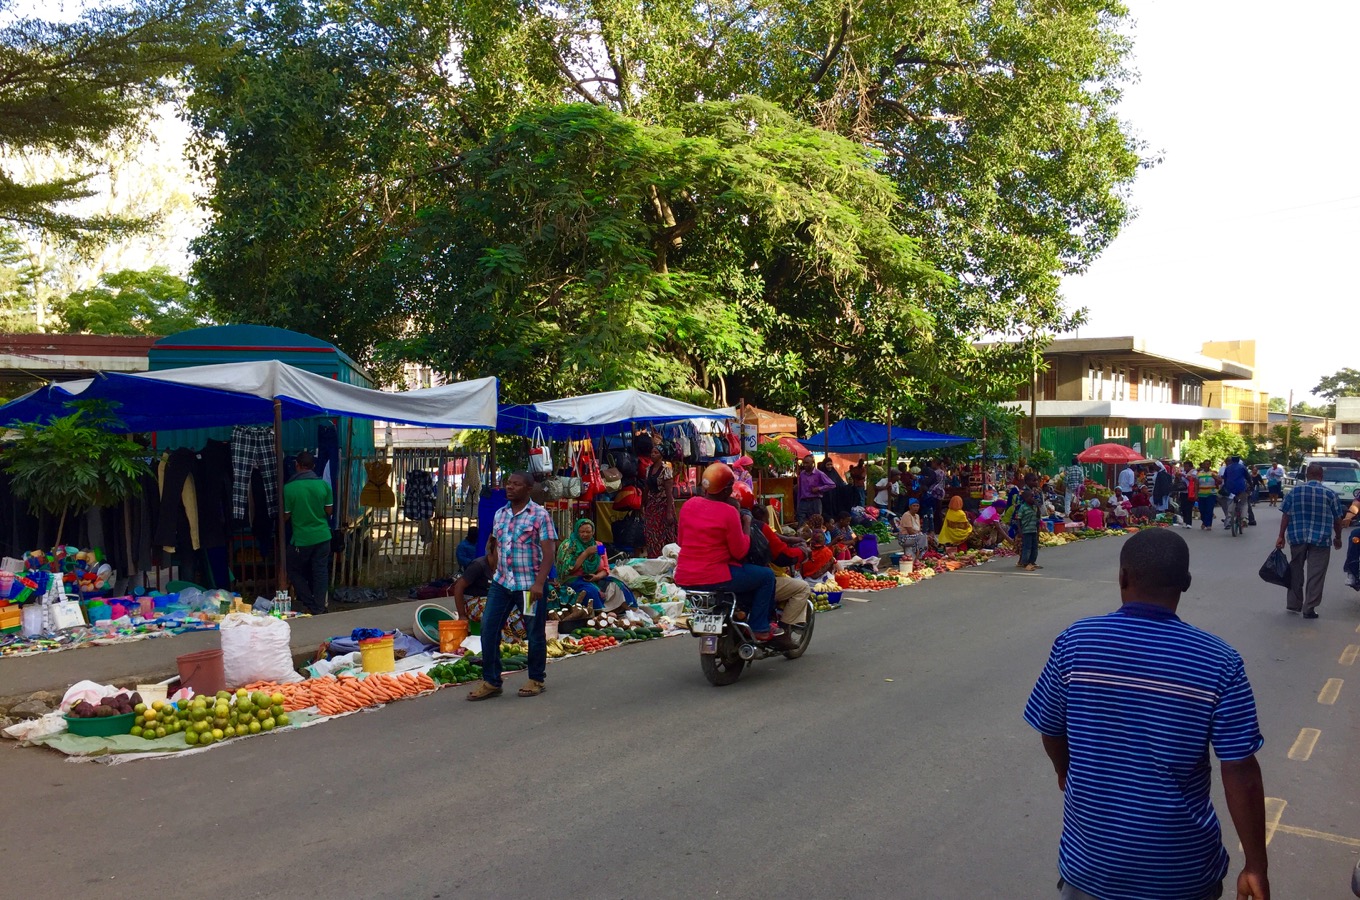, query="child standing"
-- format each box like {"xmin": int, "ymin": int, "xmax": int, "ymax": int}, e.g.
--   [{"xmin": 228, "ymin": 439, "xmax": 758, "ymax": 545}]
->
[{"xmin": 1014, "ymin": 488, "xmax": 1042, "ymax": 571}]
